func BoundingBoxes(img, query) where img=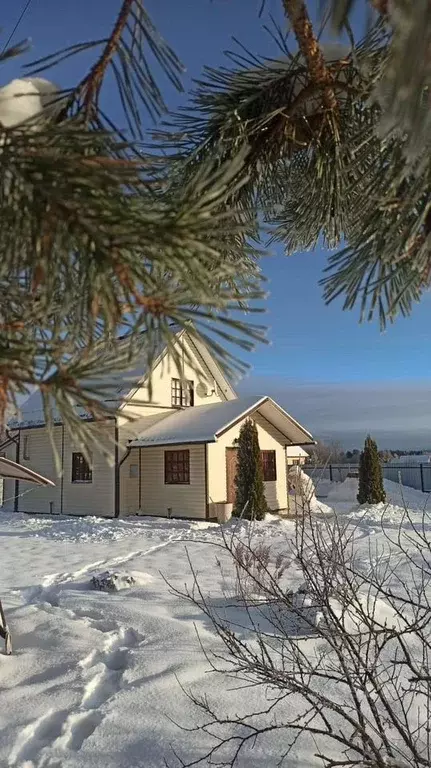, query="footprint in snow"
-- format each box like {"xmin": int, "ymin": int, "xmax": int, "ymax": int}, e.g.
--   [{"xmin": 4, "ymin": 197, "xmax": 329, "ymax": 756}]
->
[{"xmin": 9, "ymin": 626, "xmax": 143, "ymax": 765}]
